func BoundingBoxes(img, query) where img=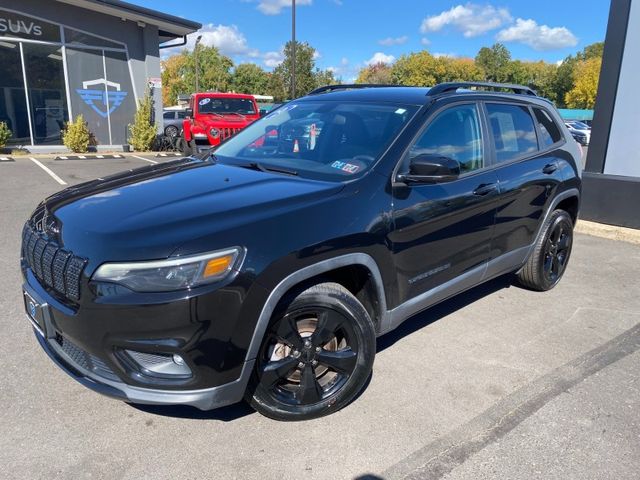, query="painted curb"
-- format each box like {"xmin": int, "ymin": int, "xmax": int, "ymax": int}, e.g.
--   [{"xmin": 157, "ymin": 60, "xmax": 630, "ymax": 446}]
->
[
  {"xmin": 575, "ymin": 219, "xmax": 640, "ymax": 245},
  {"xmin": 0, "ymin": 156, "xmax": 14, "ymax": 162}
]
